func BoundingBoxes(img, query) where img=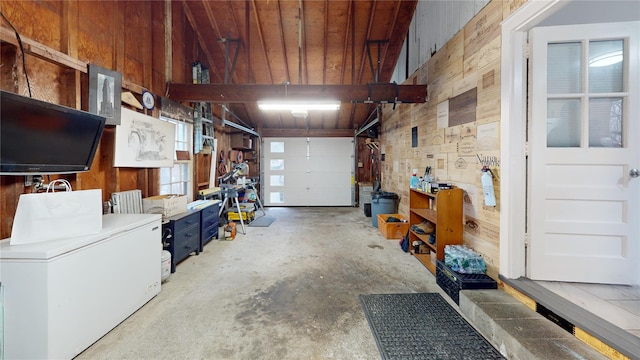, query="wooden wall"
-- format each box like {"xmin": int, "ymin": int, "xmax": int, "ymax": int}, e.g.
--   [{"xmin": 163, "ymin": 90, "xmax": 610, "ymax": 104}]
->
[
  {"xmin": 379, "ymin": 0, "xmax": 527, "ymax": 279},
  {"xmin": 0, "ymin": 1, "xmax": 226, "ymax": 239}
]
